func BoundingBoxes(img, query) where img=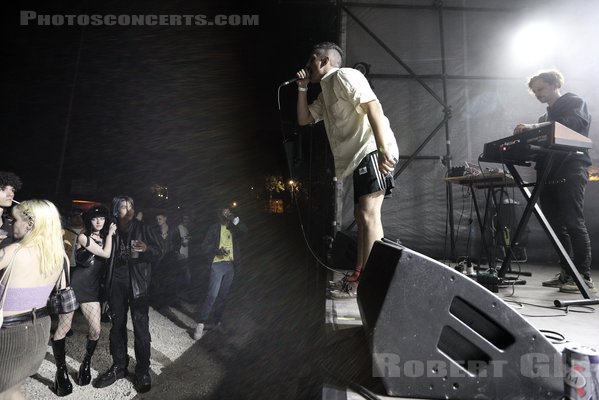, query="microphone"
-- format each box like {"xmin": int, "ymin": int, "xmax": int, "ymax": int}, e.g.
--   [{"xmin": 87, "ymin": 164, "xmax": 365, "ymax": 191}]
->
[{"xmin": 280, "ymin": 77, "xmax": 299, "ymax": 86}]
